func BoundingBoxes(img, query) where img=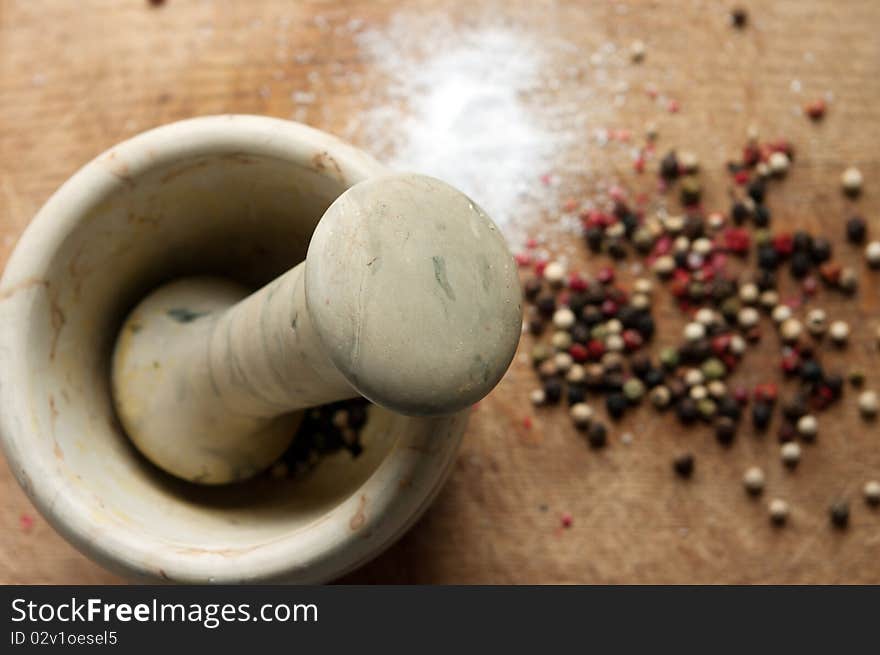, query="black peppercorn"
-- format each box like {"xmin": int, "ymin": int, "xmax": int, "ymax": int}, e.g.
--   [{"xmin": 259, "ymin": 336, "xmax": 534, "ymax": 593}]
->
[
  {"xmin": 673, "ymin": 453, "xmax": 695, "ymax": 478},
  {"xmin": 757, "ymin": 244, "xmax": 779, "ymax": 270},
  {"xmin": 567, "ymin": 384, "xmax": 586, "ymax": 406},
  {"xmin": 587, "ymin": 421, "xmax": 608, "ymax": 449},
  {"xmin": 536, "ymin": 294, "xmax": 556, "ymax": 317},
  {"xmin": 606, "ymin": 392, "xmax": 628, "ymax": 419},
  {"xmin": 753, "ymin": 204, "xmax": 771, "ymax": 228},
  {"xmin": 790, "ymin": 251, "xmax": 812, "ymax": 278},
  {"xmin": 621, "ymin": 212, "xmax": 639, "ymax": 236},
  {"xmin": 683, "ymin": 215, "xmax": 705, "ymax": 240},
  {"xmin": 570, "ymin": 322, "xmax": 590, "ymax": 344},
  {"xmin": 810, "ymin": 237, "xmax": 832, "ymax": 264},
  {"xmin": 528, "ymin": 318, "xmax": 545, "ymax": 336},
  {"xmin": 824, "ymin": 373, "xmax": 844, "ymax": 398},
  {"xmin": 568, "ymin": 292, "xmax": 589, "ymax": 317},
  {"xmin": 608, "ymin": 240, "xmax": 627, "ymax": 260},
  {"xmin": 731, "ymin": 7, "xmax": 748, "ymax": 28},
  {"xmin": 543, "ymin": 378, "xmax": 563, "ymax": 405},
  {"xmin": 523, "ymin": 277, "xmax": 543, "ymax": 302},
  {"xmin": 676, "ymin": 398, "xmax": 698, "ymax": 424},
  {"xmin": 581, "ymin": 305, "xmax": 603, "ymax": 326},
  {"xmin": 793, "ymin": 231, "xmax": 813, "ymax": 252},
  {"xmin": 846, "ymin": 216, "xmax": 867, "ymax": 244},
  {"xmin": 747, "ymin": 179, "xmax": 766, "ymax": 203},
  {"xmin": 660, "ymin": 151, "xmax": 680, "ymax": 180},
  {"xmin": 782, "ymin": 395, "xmax": 808, "ymax": 422},
  {"xmin": 800, "ymin": 360, "xmax": 823, "ymax": 384},
  {"xmin": 756, "ymin": 269, "xmax": 777, "ymax": 290},
  {"xmin": 643, "ymin": 368, "xmax": 665, "ymax": 389},
  {"xmin": 830, "ymin": 501, "xmax": 850, "ymax": 529},
  {"xmin": 717, "ymin": 395, "xmax": 742, "ymax": 422},
  {"xmin": 715, "ymin": 416, "xmax": 737, "ymax": 446},
  {"xmin": 630, "ymin": 353, "xmax": 652, "ymax": 378},
  {"xmin": 731, "ymin": 201, "xmax": 751, "ymax": 225},
  {"xmin": 752, "ymin": 402, "xmax": 772, "ymax": 431},
  {"xmin": 585, "ymin": 227, "xmax": 604, "ymax": 252}
]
